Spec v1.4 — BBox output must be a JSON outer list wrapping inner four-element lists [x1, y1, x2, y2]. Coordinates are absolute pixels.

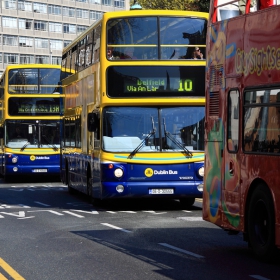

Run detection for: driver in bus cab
[[12, 126, 24, 138]]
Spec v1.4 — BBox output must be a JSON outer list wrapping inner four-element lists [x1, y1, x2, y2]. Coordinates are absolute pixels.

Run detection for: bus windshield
[[107, 16, 207, 60], [102, 106, 205, 153], [5, 120, 60, 149], [8, 68, 62, 94]]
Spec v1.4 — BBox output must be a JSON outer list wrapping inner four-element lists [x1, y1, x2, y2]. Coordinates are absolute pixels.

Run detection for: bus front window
[[102, 106, 205, 153]]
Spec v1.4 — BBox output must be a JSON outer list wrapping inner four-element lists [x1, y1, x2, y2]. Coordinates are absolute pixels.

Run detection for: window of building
[[102, 0, 112, 5], [49, 22, 62, 33], [35, 38, 49, 49], [4, 0, 17, 9], [35, 55, 49, 64], [34, 20, 47, 31], [19, 18, 32, 29], [89, 0, 101, 3], [19, 36, 33, 47], [77, 25, 87, 34], [77, 0, 88, 2], [89, 11, 102, 21], [33, 2, 47, 13], [3, 35, 17, 46], [20, 54, 35, 64], [17, 0, 32, 11], [48, 5, 62, 15], [0, 54, 2, 63], [76, 9, 89, 19], [114, 0, 124, 8], [4, 53, 19, 64], [50, 40, 63, 51], [64, 40, 71, 47], [63, 24, 76, 34], [51, 57, 61, 65], [63, 7, 75, 17], [2, 17, 17, 28]]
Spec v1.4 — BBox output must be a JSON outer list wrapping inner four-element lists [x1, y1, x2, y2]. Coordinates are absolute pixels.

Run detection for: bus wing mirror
[[0, 127, 3, 138], [88, 112, 98, 132]]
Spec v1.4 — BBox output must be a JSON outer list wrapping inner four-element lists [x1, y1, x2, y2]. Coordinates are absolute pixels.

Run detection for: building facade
[[0, 0, 129, 75]]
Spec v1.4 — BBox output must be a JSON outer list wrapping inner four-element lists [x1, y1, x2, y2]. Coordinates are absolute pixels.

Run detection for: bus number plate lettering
[[149, 189, 174, 194], [32, 169, 48, 173]]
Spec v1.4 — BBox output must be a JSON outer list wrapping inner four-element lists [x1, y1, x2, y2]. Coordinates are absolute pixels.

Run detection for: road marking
[[28, 210, 64, 216], [142, 211, 167, 215], [0, 211, 26, 218], [119, 211, 137, 214], [63, 211, 84, 218], [250, 275, 271, 280], [182, 210, 192, 213], [71, 209, 99, 215], [0, 258, 25, 279], [0, 215, 4, 219], [159, 243, 204, 259], [34, 201, 50, 207], [0, 204, 30, 209], [101, 223, 132, 233], [177, 217, 203, 221], [106, 211, 117, 214]]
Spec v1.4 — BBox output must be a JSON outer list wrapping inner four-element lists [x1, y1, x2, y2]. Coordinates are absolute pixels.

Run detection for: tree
[[131, 0, 209, 12]]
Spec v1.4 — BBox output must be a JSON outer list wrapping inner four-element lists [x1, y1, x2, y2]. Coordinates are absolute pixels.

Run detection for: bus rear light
[[116, 185, 124, 193], [108, 163, 114, 169], [114, 168, 123, 178]]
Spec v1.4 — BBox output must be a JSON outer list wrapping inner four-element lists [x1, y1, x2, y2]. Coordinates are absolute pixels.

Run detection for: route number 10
[[178, 79, 193, 91]]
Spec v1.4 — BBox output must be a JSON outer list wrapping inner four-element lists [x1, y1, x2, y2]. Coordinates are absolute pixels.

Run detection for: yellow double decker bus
[[0, 64, 71, 181], [61, 10, 207, 207]]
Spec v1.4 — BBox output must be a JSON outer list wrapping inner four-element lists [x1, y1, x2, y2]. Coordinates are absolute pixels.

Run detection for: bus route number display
[[18, 104, 59, 114], [125, 78, 193, 92]]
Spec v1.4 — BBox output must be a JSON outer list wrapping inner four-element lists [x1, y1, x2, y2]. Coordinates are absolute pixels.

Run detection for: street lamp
[[130, 0, 142, 10]]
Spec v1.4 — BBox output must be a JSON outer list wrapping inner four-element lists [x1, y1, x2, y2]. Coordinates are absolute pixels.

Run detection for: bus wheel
[[180, 197, 195, 209], [247, 184, 276, 262]]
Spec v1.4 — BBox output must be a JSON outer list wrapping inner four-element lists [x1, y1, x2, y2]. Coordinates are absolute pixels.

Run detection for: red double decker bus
[[203, 0, 280, 261]]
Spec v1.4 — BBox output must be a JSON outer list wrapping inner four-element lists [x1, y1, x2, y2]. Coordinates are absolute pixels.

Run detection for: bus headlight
[[198, 166, 204, 177], [116, 185, 124, 193], [114, 168, 123, 178], [12, 157, 18, 163]]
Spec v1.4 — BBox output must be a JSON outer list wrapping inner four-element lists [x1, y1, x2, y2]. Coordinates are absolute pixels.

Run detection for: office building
[[0, 0, 130, 75]]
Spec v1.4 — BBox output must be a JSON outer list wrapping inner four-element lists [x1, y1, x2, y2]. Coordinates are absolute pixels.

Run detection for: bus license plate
[[32, 169, 48, 173], [149, 189, 174, 194]]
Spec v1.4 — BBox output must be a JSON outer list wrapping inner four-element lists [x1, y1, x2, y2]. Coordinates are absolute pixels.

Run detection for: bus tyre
[[247, 184, 276, 262], [180, 197, 195, 209]]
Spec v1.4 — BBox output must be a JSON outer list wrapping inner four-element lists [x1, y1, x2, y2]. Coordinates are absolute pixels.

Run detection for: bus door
[[222, 88, 241, 229]]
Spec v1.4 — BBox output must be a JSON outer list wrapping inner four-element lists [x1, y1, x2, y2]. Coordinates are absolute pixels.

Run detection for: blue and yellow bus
[[0, 64, 70, 181], [60, 10, 207, 207]]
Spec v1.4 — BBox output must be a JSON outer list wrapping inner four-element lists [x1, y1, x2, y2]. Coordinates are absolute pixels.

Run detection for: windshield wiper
[[42, 135, 58, 151], [20, 141, 30, 151], [128, 116, 156, 159], [163, 118, 192, 158]]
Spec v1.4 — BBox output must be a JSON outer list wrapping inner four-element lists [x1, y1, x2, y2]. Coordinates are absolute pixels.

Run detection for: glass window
[[243, 89, 280, 153], [90, 11, 102, 21], [102, 106, 204, 153], [107, 16, 207, 60], [76, 9, 89, 19], [228, 90, 239, 152], [4, 53, 19, 64], [35, 38, 48, 49], [19, 18, 32, 29], [77, 25, 87, 34], [102, 0, 112, 5], [19, 36, 33, 47], [48, 5, 61, 15], [49, 22, 62, 33], [63, 7, 75, 17], [34, 20, 47, 31], [35, 56, 49, 64], [20, 55, 35, 64], [5, 120, 61, 148], [17, 0, 32, 11], [50, 40, 63, 51], [89, 0, 101, 3], [33, 2, 47, 13], [3, 35, 17, 46], [2, 17, 17, 28], [63, 24, 76, 34], [114, 0, 124, 8], [4, 0, 16, 9]]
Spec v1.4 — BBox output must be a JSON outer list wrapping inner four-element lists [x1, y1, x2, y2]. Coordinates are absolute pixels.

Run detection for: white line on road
[[106, 211, 117, 214], [63, 211, 84, 218], [72, 209, 99, 214], [159, 243, 204, 259], [119, 211, 137, 213], [101, 223, 132, 233], [250, 275, 271, 280], [28, 210, 64, 216], [142, 211, 167, 214], [34, 201, 50, 207]]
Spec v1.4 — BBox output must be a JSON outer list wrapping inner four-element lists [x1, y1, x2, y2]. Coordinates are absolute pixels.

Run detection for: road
[[0, 179, 279, 280]]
